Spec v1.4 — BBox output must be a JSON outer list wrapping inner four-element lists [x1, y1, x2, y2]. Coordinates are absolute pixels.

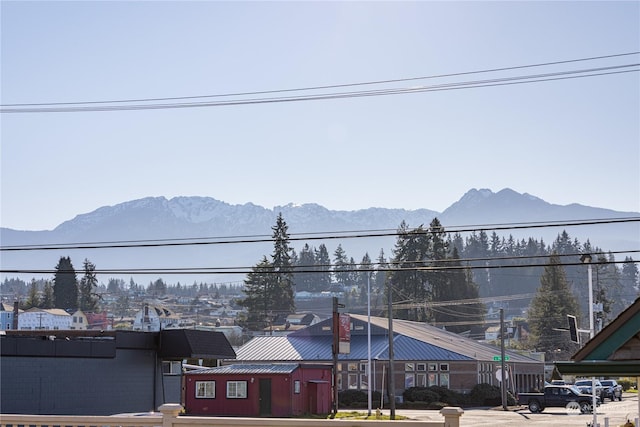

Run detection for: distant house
[[70, 310, 88, 329], [184, 363, 331, 417], [266, 313, 322, 334], [18, 308, 71, 330], [70, 310, 110, 330], [0, 302, 17, 331], [133, 303, 180, 331]]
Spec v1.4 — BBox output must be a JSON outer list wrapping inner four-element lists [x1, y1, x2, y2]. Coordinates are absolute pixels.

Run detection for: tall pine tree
[[78, 258, 99, 312], [527, 252, 580, 359], [238, 213, 295, 330], [53, 256, 78, 310]]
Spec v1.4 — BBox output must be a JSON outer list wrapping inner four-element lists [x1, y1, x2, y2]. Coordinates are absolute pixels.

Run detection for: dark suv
[[600, 380, 623, 401]]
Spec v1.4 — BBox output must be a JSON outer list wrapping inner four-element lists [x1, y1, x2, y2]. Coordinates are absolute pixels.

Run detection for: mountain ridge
[[2, 188, 638, 284]]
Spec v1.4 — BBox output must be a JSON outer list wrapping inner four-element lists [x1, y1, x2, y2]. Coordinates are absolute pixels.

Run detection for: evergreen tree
[[24, 279, 41, 309], [333, 245, 351, 287], [373, 249, 388, 312], [107, 278, 125, 294], [78, 258, 99, 312], [53, 256, 78, 310], [41, 281, 54, 309], [238, 213, 295, 330], [527, 253, 580, 359], [294, 243, 317, 292], [621, 257, 639, 297], [239, 256, 277, 330], [314, 244, 332, 290], [270, 213, 295, 315], [388, 221, 430, 321]]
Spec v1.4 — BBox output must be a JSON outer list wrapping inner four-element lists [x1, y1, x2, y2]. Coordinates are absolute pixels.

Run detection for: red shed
[[184, 363, 332, 417]]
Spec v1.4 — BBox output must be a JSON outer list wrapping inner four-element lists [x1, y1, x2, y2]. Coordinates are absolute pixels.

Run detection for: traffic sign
[[493, 355, 510, 361]]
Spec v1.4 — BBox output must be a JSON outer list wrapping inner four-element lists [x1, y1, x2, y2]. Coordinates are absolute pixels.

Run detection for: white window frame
[[195, 381, 215, 398], [226, 380, 247, 398]]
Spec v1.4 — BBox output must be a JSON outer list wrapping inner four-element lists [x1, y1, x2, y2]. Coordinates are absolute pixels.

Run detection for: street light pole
[[581, 253, 597, 427], [367, 273, 372, 416]]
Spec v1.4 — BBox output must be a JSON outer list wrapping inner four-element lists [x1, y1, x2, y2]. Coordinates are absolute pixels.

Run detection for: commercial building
[[233, 314, 545, 399]]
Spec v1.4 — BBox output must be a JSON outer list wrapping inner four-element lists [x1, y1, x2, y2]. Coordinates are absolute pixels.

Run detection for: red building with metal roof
[[184, 363, 332, 417]]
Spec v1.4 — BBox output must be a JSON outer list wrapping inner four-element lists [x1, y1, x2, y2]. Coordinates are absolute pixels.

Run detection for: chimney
[[12, 301, 19, 330]]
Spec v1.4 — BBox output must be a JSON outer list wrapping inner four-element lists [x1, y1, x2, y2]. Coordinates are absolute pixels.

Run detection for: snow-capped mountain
[[1, 188, 637, 284]]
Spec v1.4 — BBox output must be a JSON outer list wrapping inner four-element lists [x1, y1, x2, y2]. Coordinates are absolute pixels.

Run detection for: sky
[[1, 1, 639, 231]]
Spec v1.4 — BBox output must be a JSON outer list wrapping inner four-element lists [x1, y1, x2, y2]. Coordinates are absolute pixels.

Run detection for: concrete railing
[[1, 404, 464, 427]]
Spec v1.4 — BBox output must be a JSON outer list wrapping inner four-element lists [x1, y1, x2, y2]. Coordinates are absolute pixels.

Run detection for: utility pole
[[500, 308, 507, 410], [330, 297, 344, 419], [387, 284, 396, 419]]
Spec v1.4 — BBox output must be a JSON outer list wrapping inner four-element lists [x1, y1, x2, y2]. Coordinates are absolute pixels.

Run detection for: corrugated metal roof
[[234, 315, 540, 364], [189, 363, 300, 375]]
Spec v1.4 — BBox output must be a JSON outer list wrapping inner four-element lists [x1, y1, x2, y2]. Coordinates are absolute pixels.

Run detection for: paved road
[[393, 393, 639, 426]]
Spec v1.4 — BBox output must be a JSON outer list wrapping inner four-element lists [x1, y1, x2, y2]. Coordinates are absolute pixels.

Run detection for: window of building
[[405, 363, 414, 371], [163, 361, 182, 375], [416, 373, 427, 387], [348, 374, 358, 389], [405, 373, 415, 388], [226, 381, 247, 398], [440, 373, 450, 388], [360, 374, 368, 389], [195, 381, 215, 398], [428, 373, 438, 386], [294, 380, 301, 394], [440, 363, 449, 371], [348, 363, 358, 371], [416, 363, 426, 371], [428, 363, 437, 371]]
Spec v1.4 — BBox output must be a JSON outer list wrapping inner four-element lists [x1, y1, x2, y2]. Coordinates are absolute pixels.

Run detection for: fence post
[[440, 406, 464, 427], [159, 403, 183, 427]]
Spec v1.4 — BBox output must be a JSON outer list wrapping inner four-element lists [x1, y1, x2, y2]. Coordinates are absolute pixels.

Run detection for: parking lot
[[394, 393, 638, 426]]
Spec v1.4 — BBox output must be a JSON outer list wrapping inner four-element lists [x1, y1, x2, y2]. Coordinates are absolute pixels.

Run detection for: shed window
[[227, 381, 247, 398], [294, 380, 301, 394], [195, 381, 215, 398]]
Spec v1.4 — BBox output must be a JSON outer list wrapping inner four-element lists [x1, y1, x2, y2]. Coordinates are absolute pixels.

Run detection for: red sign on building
[[338, 313, 350, 354]]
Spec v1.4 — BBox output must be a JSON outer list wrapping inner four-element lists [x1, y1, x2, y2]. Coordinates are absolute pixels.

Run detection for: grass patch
[[329, 410, 408, 420]]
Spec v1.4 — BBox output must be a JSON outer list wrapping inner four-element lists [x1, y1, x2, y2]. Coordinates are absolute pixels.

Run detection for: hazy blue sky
[[2, 1, 639, 231]]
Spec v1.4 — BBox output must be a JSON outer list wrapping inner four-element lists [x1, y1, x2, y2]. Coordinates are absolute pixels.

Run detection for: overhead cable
[[2, 63, 638, 113], [2, 217, 638, 251]]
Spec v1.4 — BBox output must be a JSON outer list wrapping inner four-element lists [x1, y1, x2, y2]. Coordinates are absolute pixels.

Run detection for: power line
[[2, 64, 638, 113], [2, 217, 638, 251], [3, 51, 638, 108], [1, 256, 635, 276]]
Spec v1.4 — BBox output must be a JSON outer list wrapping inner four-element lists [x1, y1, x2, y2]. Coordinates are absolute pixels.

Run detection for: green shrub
[[618, 379, 637, 391], [338, 390, 382, 408], [468, 383, 516, 406]]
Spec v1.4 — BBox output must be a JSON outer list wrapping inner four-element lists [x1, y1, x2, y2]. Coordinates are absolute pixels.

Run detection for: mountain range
[[1, 188, 638, 286]]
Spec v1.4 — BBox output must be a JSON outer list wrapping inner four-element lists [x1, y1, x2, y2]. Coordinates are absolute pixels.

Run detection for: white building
[[18, 308, 71, 330], [132, 304, 180, 331]]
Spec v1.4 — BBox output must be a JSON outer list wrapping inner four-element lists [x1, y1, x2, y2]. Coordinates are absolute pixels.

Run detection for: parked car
[[518, 385, 600, 414], [600, 379, 623, 401], [574, 379, 604, 400]]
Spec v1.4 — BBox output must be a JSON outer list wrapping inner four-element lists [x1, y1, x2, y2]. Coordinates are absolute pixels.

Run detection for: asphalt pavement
[[389, 393, 639, 426]]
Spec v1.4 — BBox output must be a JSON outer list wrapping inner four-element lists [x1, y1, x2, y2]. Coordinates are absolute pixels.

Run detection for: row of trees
[[237, 214, 639, 335], [17, 256, 99, 312]]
